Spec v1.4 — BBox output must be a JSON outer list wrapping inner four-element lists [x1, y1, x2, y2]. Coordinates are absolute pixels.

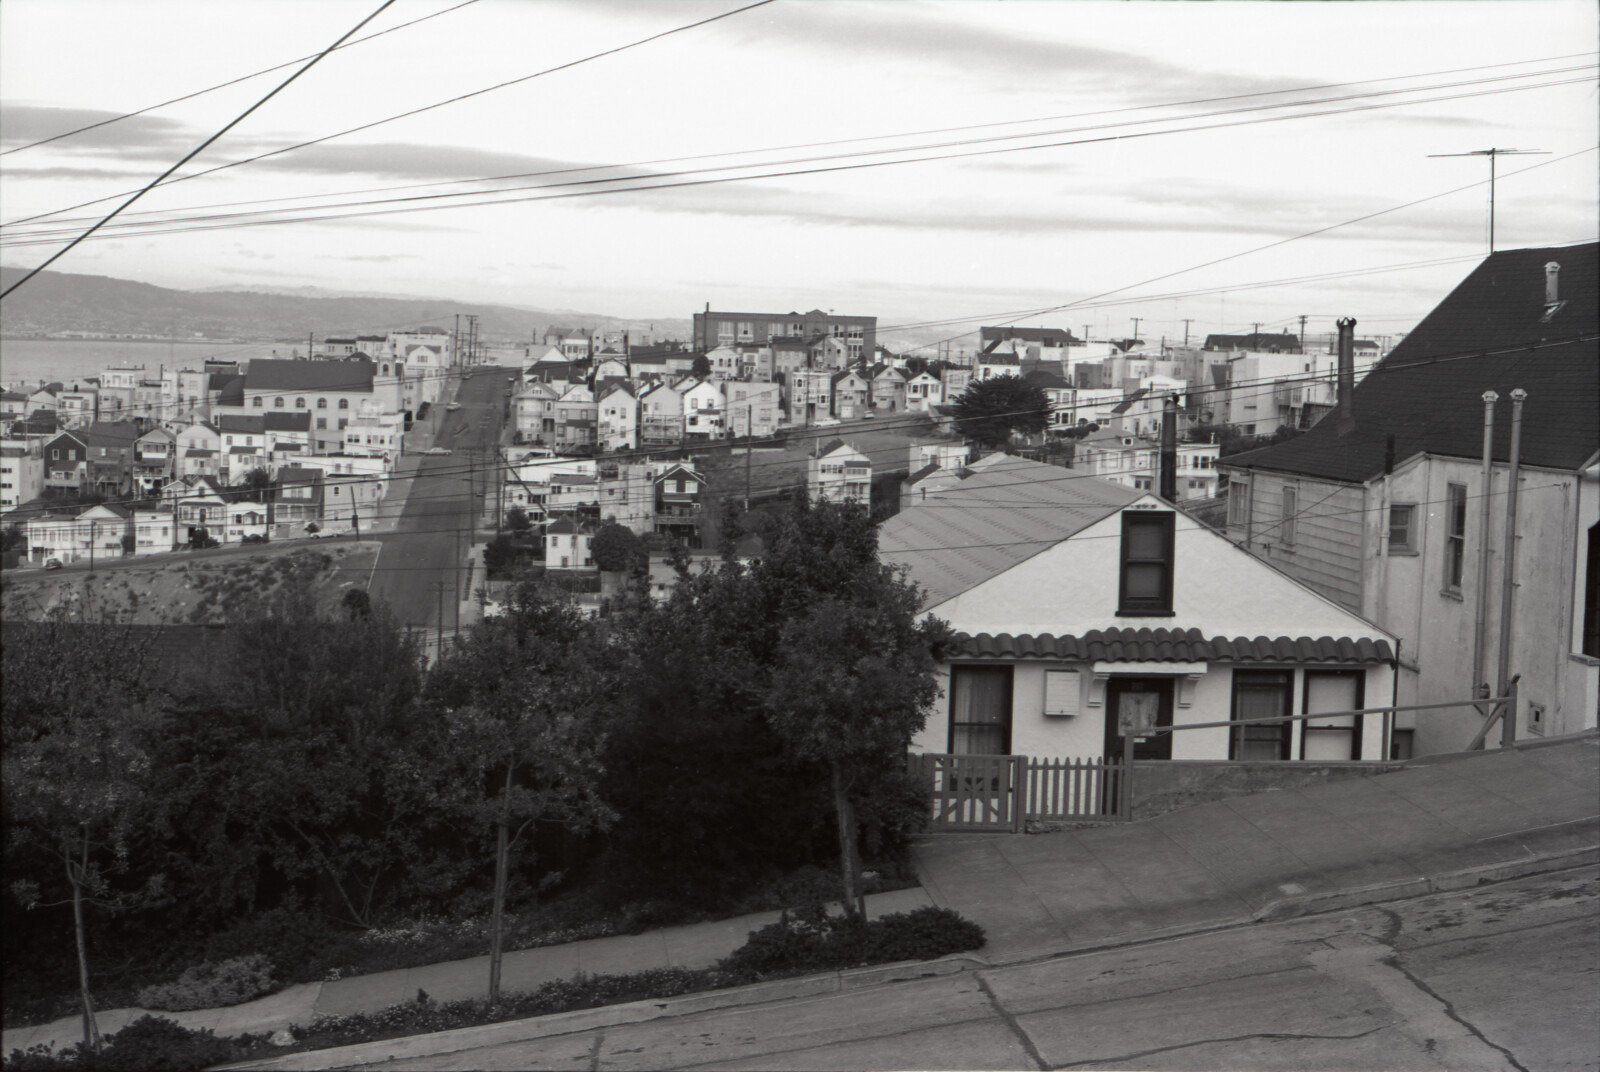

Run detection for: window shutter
[[1044, 670, 1080, 717]]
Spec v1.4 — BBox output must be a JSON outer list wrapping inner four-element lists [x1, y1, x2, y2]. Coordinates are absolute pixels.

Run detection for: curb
[[1253, 844, 1600, 922], [217, 955, 980, 1071], [211, 845, 1597, 1070]]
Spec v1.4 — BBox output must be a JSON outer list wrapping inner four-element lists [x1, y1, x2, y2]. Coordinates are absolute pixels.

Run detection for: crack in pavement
[[974, 971, 1048, 1071], [1048, 1025, 1387, 1068], [1384, 955, 1531, 1072]]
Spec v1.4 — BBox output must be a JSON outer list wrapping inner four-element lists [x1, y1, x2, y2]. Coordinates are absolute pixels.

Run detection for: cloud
[[0, 165, 155, 180], [722, 3, 1292, 100], [314, 253, 419, 263], [245, 141, 614, 184], [0, 103, 196, 157]]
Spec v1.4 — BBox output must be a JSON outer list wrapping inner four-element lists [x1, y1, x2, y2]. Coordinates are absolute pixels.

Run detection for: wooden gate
[[911, 753, 1129, 831], [909, 753, 1022, 832]]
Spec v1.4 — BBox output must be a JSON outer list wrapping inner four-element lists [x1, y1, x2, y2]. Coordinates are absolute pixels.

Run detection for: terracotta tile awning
[[954, 627, 1393, 664]]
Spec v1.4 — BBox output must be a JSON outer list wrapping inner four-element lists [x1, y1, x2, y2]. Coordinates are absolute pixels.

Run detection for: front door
[[1104, 677, 1174, 761]]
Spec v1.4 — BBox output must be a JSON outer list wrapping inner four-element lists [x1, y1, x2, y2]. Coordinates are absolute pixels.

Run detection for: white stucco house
[[879, 455, 1398, 764]]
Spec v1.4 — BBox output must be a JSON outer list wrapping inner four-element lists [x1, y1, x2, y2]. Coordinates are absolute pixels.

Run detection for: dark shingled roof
[[955, 628, 1393, 664], [980, 326, 1076, 346], [1227, 242, 1599, 482], [264, 412, 312, 432], [246, 359, 374, 393], [1203, 332, 1302, 353]]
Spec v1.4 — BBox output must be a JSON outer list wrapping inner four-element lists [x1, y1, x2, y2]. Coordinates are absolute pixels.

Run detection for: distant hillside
[[0, 267, 688, 344]]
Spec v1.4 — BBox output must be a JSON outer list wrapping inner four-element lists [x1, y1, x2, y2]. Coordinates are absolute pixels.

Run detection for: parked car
[[44, 557, 63, 570], [425, 447, 453, 455], [447, 402, 461, 412]]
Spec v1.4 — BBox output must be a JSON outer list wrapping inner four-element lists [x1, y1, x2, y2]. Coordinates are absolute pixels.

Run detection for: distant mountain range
[[0, 267, 688, 344]]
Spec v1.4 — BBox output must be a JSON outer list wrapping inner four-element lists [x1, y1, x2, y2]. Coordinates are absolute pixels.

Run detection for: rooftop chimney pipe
[[1544, 261, 1560, 305], [1159, 395, 1178, 501], [1335, 317, 1357, 435]]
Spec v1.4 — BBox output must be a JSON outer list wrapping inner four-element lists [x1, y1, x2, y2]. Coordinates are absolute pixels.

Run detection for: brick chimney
[[1545, 261, 1561, 305]]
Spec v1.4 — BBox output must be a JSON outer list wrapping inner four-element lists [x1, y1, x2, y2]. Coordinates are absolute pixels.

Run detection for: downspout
[[1471, 391, 1499, 702], [1494, 388, 1527, 746]]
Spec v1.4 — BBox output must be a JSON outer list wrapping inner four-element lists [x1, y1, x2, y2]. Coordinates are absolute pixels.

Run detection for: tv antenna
[[1428, 148, 1549, 252]]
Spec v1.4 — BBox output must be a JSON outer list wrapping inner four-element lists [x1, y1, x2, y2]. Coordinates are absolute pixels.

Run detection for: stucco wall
[[913, 652, 1395, 761], [1373, 456, 1589, 752]]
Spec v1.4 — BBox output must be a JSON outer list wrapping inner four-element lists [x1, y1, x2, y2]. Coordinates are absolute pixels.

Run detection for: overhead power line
[[0, 0, 778, 231], [0, 0, 485, 158], [8, 53, 1592, 231], [0, 0, 400, 302], [3, 64, 1590, 247]]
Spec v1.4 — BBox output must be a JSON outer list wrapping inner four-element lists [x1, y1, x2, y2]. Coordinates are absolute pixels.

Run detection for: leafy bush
[[718, 905, 983, 979], [3, 1016, 253, 1071], [134, 955, 276, 1012]]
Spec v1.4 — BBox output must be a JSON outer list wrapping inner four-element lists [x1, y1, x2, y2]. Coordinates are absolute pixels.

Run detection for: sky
[[0, 0, 1595, 350]]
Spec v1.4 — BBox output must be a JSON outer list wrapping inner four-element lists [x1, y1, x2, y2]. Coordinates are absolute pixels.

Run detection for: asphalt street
[[367, 368, 508, 627], [332, 866, 1599, 1071]]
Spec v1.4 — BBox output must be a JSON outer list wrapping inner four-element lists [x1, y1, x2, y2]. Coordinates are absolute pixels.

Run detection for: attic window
[[1118, 512, 1175, 617]]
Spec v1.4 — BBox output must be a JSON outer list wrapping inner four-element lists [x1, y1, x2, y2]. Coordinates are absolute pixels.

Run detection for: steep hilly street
[[367, 368, 509, 629]]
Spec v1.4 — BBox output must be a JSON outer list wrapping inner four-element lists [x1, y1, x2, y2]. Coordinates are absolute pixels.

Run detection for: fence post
[[1121, 733, 1135, 821], [1499, 676, 1519, 749], [1012, 756, 1027, 834]]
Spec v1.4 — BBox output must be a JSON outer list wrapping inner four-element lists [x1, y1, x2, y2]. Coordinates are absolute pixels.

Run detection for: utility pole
[[1181, 319, 1194, 346], [454, 525, 462, 641], [454, 314, 461, 369], [1130, 317, 1142, 342], [1297, 315, 1308, 346], [436, 581, 447, 663], [307, 332, 314, 360], [744, 403, 754, 510], [1428, 148, 1549, 252], [88, 520, 96, 575]]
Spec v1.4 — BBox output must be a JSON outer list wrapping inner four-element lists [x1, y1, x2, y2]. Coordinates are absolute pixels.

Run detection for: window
[[1281, 486, 1297, 546], [295, 397, 306, 409], [316, 418, 327, 430], [1230, 670, 1292, 760], [1444, 483, 1468, 590], [338, 399, 348, 410], [1302, 670, 1363, 760], [1585, 522, 1600, 658], [338, 419, 348, 430], [317, 398, 327, 409], [949, 666, 1012, 754], [253, 397, 263, 408], [1118, 511, 1175, 616], [1227, 480, 1249, 526], [273, 396, 284, 407], [1389, 504, 1417, 553]]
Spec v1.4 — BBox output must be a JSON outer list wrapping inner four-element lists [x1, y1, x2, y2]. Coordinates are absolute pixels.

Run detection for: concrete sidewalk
[[914, 733, 1599, 961], [5, 735, 1593, 1062], [0, 889, 933, 1058]]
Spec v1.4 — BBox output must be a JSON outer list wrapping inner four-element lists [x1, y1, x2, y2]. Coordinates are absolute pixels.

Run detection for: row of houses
[[893, 242, 1596, 770], [17, 464, 384, 565]]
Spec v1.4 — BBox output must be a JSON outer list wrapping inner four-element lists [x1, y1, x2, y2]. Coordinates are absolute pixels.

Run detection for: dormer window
[[1118, 511, 1175, 616]]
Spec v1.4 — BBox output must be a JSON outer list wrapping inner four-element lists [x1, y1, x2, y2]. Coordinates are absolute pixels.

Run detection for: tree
[[590, 521, 643, 573], [2, 522, 25, 553], [427, 583, 616, 1005], [902, 356, 929, 378], [342, 588, 372, 620], [748, 500, 950, 919], [690, 354, 711, 379], [2, 618, 166, 1052], [171, 582, 443, 931], [505, 506, 532, 536], [237, 467, 272, 500], [950, 375, 1050, 448]]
